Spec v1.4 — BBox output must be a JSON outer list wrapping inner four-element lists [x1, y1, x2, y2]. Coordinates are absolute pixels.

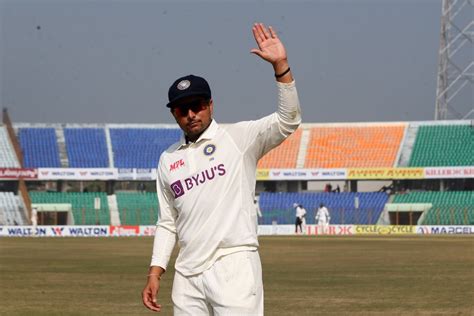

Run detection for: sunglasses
[[172, 99, 209, 117]]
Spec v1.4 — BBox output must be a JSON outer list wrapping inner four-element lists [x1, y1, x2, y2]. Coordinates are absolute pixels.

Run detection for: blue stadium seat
[[110, 128, 181, 168], [18, 128, 61, 167], [64, 128, 109, 167], [259, 192, 388, 225]]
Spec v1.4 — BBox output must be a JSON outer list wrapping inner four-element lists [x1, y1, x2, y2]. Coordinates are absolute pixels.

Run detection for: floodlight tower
[[434, 0, 474, 120]]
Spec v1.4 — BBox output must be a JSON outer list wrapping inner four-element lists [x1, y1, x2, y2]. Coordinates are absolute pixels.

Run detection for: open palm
[[251, 23, 287, 64]]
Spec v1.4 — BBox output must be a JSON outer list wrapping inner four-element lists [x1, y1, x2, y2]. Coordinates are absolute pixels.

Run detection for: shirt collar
[[177, 119, 219, 149]]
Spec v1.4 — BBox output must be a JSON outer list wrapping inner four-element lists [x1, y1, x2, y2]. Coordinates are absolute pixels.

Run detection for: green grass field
[[1, 236, 473, 315]]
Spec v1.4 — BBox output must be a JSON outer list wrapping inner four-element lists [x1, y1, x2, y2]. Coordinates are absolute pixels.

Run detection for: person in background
[[324, 183, 332, 192], [293, 203, 306, 234], [316, 203, 330, 234]]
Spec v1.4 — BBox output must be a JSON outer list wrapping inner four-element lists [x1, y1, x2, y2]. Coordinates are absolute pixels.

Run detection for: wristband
[[147, 274, 162, 280], [275, 67, 290, 78]]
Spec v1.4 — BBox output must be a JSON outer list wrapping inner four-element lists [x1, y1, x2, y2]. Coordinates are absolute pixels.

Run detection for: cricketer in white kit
[[316, 203, 331, 234], [142, 22, 301, 315]]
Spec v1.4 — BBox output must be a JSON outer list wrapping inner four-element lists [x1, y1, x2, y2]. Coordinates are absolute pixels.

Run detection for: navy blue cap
[[167, 74, 211, 108]]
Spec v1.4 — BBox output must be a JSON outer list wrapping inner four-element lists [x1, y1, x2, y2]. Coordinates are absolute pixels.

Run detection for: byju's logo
[[171, 180, 185, 198], [169, 164, 226, 199]]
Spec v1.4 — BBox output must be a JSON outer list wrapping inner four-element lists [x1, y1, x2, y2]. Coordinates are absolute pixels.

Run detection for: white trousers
[[172, 250, 264, 316]]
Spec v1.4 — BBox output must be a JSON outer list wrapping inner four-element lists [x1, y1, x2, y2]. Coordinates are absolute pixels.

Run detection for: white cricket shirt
[[295, 206, 306, 219], [151, 80, 301, 276], [316, 207, 330, 222]]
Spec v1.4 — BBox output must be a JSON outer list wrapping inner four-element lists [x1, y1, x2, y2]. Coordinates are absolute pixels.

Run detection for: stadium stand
[[393, 191, 474, 225], [408, 125, 473, 167], [18, 128, 61, 167], [0, 125, 20, 167], [0, 192, 27, 225], [110, 128, 181, 168], [116, 192, 158, 225], [259, 192, 388, 225], [64, 128, 109, 168], [2, 121, 470, 228], [304, 124, 406, 168], [257, 128, 303, 169], [30, 192, 110, 225]]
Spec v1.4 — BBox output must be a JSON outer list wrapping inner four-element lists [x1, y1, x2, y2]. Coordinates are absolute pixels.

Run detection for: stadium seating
[[409, 125, 473, 167], [18, 128, 61, 167], [115, 192, 158, 225], [304, 125, 405, 168], [258, 192, 388, 225], [0, 192, 27, 225], [258, 128, 302, 168], [393, 191, 474, 225], [110, 128, 181, 168], [0, 126, 20, 167], [64, 128, 109, 168], [4, 120, 471, 232], [29, 192, 110, 225]]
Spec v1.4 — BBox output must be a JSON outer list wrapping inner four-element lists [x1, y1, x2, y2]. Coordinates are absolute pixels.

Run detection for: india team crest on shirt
[[203, 144, 216, 156]]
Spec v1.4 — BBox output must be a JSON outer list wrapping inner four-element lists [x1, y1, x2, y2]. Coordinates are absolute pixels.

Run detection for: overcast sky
[[1, 0, 464, 125]]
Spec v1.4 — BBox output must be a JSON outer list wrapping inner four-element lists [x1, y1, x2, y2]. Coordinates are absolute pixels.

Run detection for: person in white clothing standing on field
[[142, 22, 301, 315], [316, 203, 331, 234], [293, 203, 306, 234]]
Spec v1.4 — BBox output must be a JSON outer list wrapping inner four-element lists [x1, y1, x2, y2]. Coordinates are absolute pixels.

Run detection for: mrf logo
[[170, 159, 185, 172], [170, 164, 226, 198]]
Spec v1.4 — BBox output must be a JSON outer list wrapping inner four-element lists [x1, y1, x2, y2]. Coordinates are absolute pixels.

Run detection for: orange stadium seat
[[304, 125, 405, 168], [257, 128, 302, 168]]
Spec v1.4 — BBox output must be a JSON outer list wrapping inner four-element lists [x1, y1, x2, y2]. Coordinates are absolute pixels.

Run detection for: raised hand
[[251, 22, 292, 82], [250, 23, 287, 66]]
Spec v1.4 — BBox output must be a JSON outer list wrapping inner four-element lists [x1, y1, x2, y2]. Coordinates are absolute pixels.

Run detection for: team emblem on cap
[[203, 144, 216, 156], [177, 80, 191, 90]]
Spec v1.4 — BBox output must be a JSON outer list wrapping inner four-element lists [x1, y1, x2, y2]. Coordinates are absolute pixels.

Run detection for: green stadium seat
[[409, 125, 473, 167], [116, 192, 158, 225], [393, 191, 474, 225], [30, 192, 110, 225]]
